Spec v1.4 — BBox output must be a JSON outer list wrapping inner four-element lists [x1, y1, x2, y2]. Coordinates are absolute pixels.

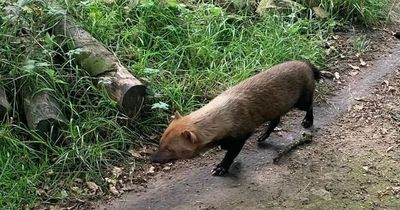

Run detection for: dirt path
[[100, 35, 400, 210]]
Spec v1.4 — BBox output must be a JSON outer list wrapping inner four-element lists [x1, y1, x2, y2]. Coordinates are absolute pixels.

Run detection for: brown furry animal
[[151, 61, 321, 176]]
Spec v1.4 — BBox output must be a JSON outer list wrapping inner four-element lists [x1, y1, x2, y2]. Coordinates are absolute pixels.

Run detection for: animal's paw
[[211, 164, 228, 176], [301, 119, 313, 128]]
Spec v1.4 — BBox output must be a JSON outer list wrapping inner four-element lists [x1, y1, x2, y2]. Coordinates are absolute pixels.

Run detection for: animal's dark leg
[[257, 117, 281, 142], [302, 106, 313, 128], [212, 138, 246, 176], [296, 91, 314, 129]]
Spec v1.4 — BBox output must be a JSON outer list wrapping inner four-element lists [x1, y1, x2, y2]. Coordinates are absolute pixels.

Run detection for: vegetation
[[0, 0, 392, 208], [318, 0, 391, 24]]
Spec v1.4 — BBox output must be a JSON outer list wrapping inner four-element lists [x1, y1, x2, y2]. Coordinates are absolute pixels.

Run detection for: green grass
[[300, 0, 392, 25], [0, 0, 392, 208], [67, 0, 334, 114], [351, 35, 371, 54]]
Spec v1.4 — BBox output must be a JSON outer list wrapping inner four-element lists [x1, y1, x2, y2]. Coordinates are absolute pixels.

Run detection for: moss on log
[[53, 17, 146, 117]]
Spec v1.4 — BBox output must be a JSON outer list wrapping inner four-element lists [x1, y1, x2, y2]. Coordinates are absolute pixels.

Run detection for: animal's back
[[190, 61, 316, 138]]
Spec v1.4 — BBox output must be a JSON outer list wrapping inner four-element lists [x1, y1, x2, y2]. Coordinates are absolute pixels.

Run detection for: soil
[[93, 26, 400, 210]]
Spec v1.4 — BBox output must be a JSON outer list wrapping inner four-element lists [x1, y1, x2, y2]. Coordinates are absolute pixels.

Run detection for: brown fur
[[151, 61, 319, 171]]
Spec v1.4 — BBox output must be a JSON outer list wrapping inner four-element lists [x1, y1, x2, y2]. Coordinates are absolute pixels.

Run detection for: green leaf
[[151, 102, 169, 110], [23, 60, 36, 72], [141, 0, 154, 8], [143, 68, 160, 74], [166, 0, 177, 8], [36, 62, 50, 67], [210, 7, 223, 16]]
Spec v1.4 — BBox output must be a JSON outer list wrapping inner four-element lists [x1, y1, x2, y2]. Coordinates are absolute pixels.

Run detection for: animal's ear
[[181, 130, 198, 144], [171, 111, 182, 120]]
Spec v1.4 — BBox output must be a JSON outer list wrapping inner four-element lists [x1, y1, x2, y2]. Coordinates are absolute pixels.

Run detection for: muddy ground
[[96, 26, 400, 210]]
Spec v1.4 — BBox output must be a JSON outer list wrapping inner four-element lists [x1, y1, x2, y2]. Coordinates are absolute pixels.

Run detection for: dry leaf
[[383, 80, 389, 86], [257, 0, 303, 15], [128, 149, 142, 159], [326, 40, 336, 48], [74, 178, 83, 183], [312, 6, 328, 18], [86, 181, 99, 192], [388, 86, 397, 92], [112, 166, 123, 178], [109, 185, 119, 196], [349, 71, 359, 76], [147, 166, 155, 175], [256, 0, 276, 15], [71, 186, 80, 192], [360, 58, 366, 66], [36, 188, 47, 196], [348, 64, 360, 70], [163, 166, 171, 171], [355, 53, 361, 57], [334, 72, 340, 80], [320, 70, 334, 79], [47, 169, 54, 175], [392, 186, 400, 194], [49, 205, 61, 210], [105, 177, 117, 185], [98, 0, 115, 5], [353, 104, 364, 110]]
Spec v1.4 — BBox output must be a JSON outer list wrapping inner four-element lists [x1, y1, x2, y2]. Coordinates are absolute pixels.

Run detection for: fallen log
[[0, 86, 11, 121], [53, 17, 146, 118], [23, 90, 65, 139]]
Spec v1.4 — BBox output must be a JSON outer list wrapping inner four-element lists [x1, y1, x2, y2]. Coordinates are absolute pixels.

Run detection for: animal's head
[[151, 111, 202, 163]]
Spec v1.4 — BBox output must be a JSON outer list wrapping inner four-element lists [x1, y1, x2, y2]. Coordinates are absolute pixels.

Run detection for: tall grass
[[67, 0, 334, 114], [301, 0, 391, 24]]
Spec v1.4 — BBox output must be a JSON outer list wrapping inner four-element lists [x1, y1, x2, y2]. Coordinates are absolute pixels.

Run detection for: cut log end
[[23, 92, 66, 140], [53, 17, 147, 117], [120, 85, 146, 118], [36, 118, 64, 140]]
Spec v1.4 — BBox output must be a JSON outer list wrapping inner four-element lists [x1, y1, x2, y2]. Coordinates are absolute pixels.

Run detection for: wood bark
[[23, 91, 65, 138], [0, 87, 10, 121], [53, 17, 146, 117]]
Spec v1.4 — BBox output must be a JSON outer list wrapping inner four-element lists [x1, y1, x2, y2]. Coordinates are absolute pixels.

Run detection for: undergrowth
[[0, 0, 392, 208], [318, 0, 392, 25]]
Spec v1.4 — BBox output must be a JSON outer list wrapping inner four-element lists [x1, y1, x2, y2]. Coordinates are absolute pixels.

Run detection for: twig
[[273, 132, 313, 163]]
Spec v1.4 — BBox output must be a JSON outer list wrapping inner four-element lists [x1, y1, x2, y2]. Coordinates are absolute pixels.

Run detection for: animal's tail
[[305, 61, 321, 82]]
